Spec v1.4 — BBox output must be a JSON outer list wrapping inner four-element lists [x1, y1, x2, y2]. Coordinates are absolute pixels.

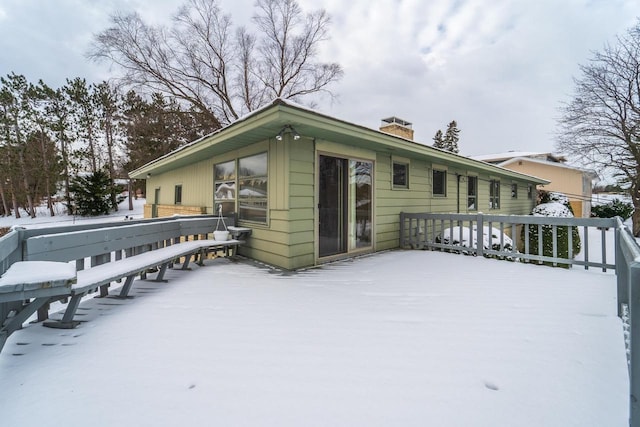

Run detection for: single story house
[[130, 99, 548, 270], [471, 152, 598, 218]]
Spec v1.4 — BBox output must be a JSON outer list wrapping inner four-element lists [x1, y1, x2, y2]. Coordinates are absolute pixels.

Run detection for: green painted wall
[[145, 134, 538, 270]]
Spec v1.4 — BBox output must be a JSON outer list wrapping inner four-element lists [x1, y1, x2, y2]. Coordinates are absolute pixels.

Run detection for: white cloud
[[1, 0, 639, 156]]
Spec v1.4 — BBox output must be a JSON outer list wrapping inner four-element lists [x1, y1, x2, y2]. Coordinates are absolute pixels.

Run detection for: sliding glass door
[[318, 155, 373, 258]]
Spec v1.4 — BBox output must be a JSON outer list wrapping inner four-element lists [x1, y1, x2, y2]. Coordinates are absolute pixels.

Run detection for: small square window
[[393, 162, 408, 188], [433, 169, 446, 196]]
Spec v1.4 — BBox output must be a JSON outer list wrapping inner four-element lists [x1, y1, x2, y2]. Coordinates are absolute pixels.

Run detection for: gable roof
[[129, 99, 549, 184], [470, 151, 550, 163]]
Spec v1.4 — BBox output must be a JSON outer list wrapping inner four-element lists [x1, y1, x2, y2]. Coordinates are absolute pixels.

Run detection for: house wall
[[144, 136, 538, 270], [374, 155, 537, 251], [501, 160, 590, 217]]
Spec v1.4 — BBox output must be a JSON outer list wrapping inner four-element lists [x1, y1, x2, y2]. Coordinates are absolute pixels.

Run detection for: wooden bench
[[0, 261, 76, 352], [22, 217, 244, 329], [43, 238, 240, 328]]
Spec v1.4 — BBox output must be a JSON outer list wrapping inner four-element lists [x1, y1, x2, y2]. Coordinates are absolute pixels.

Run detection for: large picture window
[[239, 152, 268, 223], [214, 160, 236, 216], [433, 169, 446, 196], [489, 180, 500, 209]]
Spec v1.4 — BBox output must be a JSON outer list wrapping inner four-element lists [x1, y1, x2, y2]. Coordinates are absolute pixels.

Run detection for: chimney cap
[[381, 116, 412, 128]]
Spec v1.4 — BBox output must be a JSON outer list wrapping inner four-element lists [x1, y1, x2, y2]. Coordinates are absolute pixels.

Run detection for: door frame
[[315, 150, 375, 264]]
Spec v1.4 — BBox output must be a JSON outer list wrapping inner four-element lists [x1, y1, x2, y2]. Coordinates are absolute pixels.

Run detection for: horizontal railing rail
[[0, 214, 236, 275]]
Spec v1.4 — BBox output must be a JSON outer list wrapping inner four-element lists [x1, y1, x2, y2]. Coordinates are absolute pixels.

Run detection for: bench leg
[[196, 248, 206, 266], [0, 331, 7, 355], [99, 284, 110, 297], [43, 294, 83, 329], [153, 263, 169, 282], [1, 297, 52, 340], [37, 302, 50, 322], [181, 254, 193, 270], [118, 275, 137, 298]]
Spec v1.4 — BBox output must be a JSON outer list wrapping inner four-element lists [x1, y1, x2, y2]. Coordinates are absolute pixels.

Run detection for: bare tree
[[89, 0, 342, 127], [556, 21, 640, 235]]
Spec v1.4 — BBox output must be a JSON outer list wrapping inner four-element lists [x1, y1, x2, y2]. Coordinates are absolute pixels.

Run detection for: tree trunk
[[0, 179, 9, 216], [16, 149, 35, 218], [105, 117, 118, 211], [128, 179, 134, 211], [39, 131, 55, 217], [9, 181, 19, 219]]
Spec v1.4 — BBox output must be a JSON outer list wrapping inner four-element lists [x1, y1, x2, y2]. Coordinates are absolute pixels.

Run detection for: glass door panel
[[319, 155, 348, 257], [350, 160, 372, 250]]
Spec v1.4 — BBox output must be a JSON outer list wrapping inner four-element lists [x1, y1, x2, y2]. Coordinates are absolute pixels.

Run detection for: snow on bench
[[0, 261, 76, 353], [43, 238, 242, 329]]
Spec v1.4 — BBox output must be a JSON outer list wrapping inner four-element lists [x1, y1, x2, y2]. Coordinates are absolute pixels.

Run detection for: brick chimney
[[380, 117, 414, 140]]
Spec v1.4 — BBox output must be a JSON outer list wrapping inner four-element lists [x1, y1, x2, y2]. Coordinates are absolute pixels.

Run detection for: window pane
[[393, 162, 408, 188], [215, 160, 236, 215], [174, 185, 182, 204], [215, 160, 235, 181], [350, 160, 372, 249], [467, 176, 477, 210], [239, 153, 268, 223], [433, 169, 446, 196], [489, 180, 500, 209]]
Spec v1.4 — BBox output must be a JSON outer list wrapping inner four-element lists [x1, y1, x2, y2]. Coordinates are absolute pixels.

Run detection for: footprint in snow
[[484, 381, 499, 391]]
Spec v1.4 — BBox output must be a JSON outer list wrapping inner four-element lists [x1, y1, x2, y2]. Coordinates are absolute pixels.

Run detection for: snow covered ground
[[0, 249, 628, 426], [0, 196, 146, 230]]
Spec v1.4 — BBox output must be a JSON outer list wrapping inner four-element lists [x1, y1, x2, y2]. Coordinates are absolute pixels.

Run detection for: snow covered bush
[[523, 192, 581, 268], [591, 199, 634, 220], [436, 225, 514, 259]]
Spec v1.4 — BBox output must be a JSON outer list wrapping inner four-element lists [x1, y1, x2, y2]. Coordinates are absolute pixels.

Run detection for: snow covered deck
[[0, 250, 628, 426]]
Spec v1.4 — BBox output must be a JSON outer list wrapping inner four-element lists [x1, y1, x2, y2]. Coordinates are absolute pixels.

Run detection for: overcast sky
[[0, 0, 638, 156]]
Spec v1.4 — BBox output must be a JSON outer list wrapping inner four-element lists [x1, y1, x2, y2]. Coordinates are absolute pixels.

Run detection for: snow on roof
[[470, 151, 550, 162]]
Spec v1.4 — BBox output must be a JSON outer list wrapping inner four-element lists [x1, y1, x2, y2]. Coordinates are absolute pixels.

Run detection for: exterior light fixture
[[276, 124, 301, 141]]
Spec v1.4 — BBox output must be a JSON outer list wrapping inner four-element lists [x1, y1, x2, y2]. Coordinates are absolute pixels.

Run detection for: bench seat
[[0, 261, 77, 352], [44, 239, 241, 329]]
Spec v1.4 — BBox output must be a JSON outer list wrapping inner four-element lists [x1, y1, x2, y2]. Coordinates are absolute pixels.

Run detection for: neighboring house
[[129, 99, 547, 270], [471, 152, 597, 218]]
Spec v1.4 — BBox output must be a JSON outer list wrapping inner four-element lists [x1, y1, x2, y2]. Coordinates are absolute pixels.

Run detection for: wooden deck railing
[[400, 212, 617, 270]]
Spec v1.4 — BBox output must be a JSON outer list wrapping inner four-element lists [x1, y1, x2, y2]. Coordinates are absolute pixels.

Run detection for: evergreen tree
[[443, 120, 460, 154], [68, 170, 117, 216], [433, 129, 445, 149]]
